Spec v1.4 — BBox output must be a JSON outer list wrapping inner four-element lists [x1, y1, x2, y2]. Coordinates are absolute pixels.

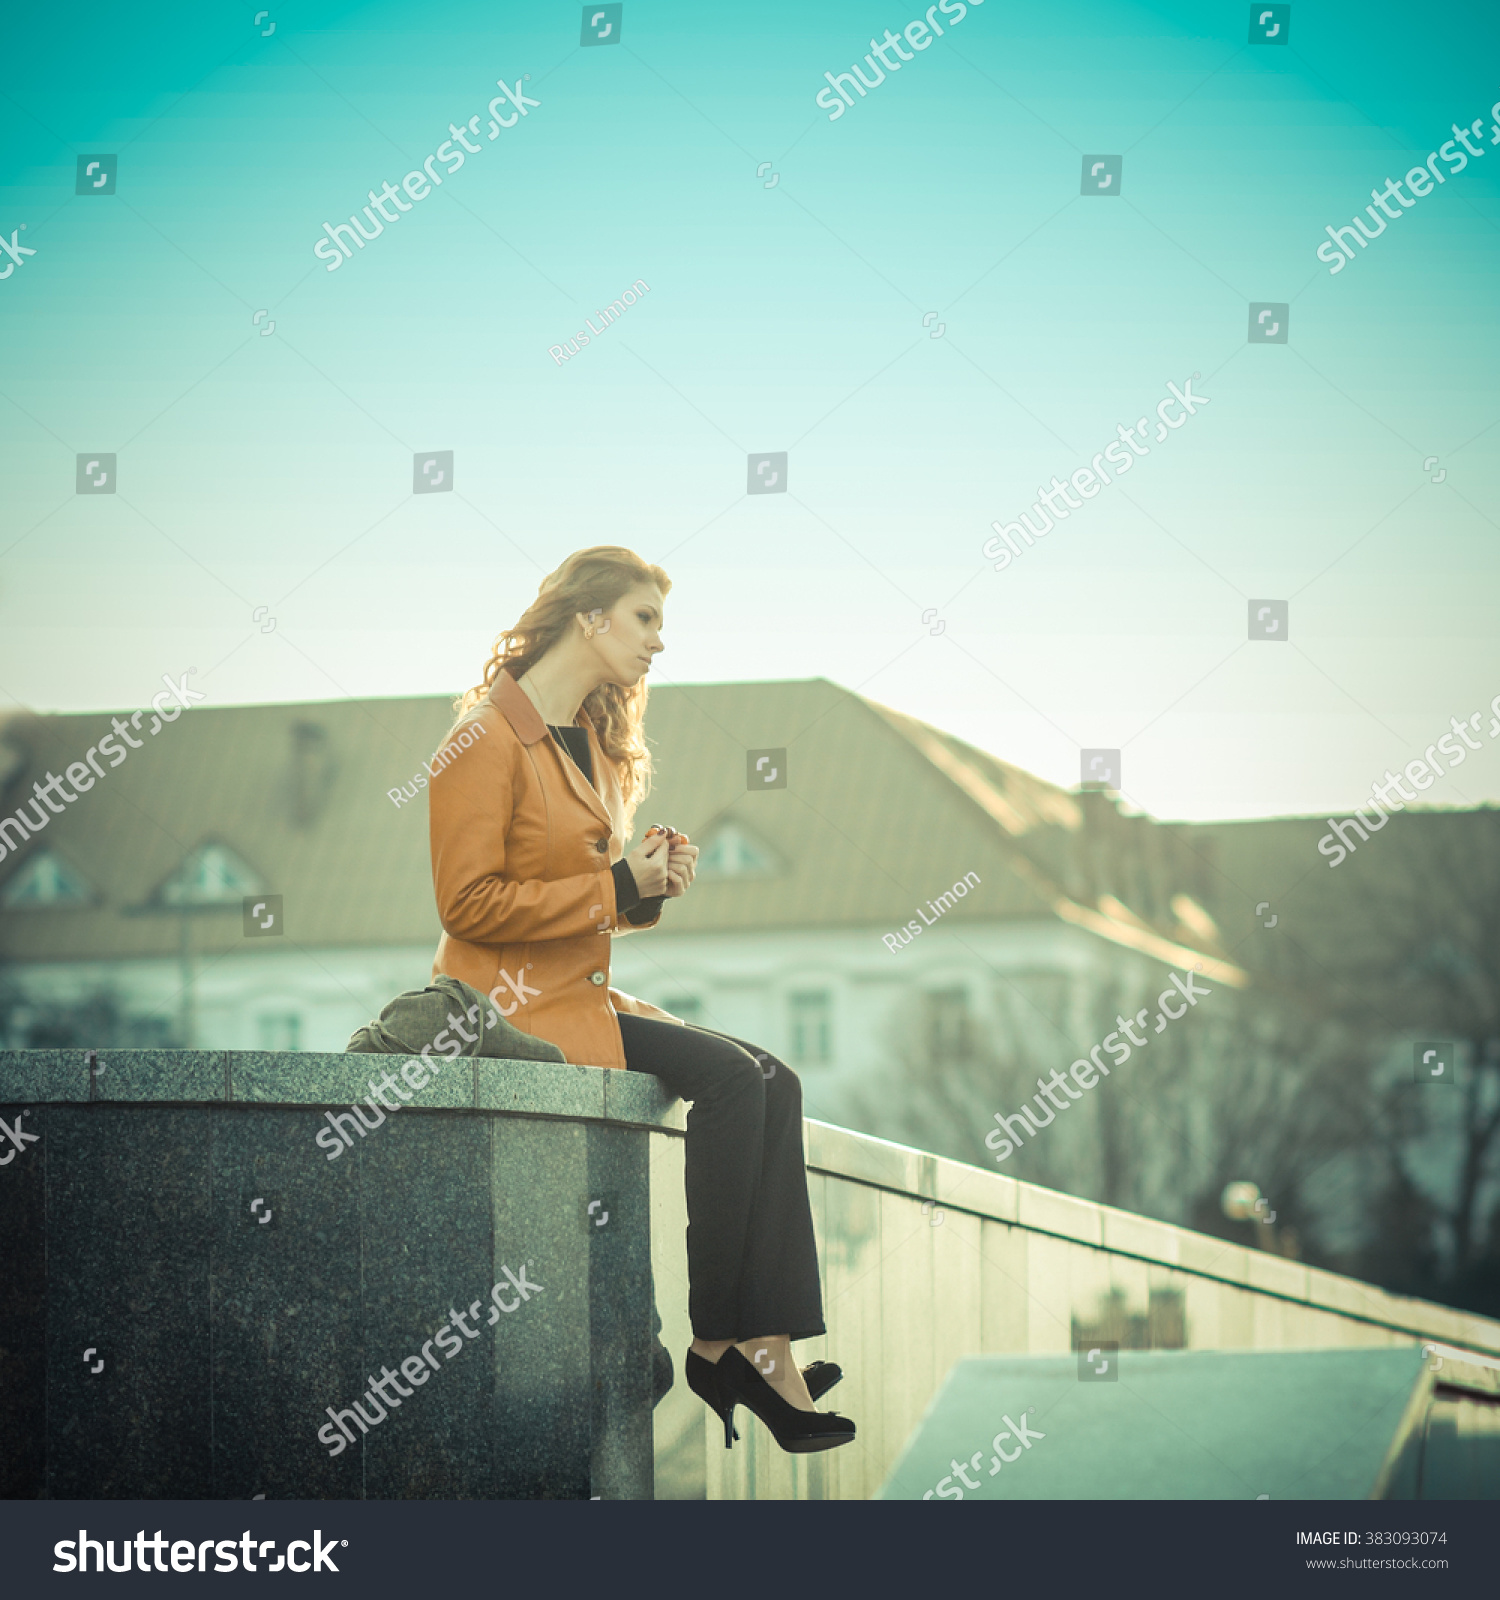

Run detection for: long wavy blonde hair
[[456, 546, 671, 821]]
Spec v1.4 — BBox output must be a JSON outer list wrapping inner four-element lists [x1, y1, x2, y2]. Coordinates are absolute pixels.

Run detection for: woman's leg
[[689, 1029, 826, 1411], [617, 1017, 826, 1360], [690, 1027, 824, 1344], [616, 1014, 769, 1341]]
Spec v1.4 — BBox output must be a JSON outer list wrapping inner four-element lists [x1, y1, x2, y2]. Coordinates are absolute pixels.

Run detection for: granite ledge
[[0, 1049, 685, 1132]]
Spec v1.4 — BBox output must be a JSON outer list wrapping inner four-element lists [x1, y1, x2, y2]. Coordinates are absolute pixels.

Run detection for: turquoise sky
[[2, 0, 1497, 821]]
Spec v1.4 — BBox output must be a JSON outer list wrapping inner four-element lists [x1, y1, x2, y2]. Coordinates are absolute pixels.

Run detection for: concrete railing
[[696, 1121, 1500, 1500], [4, 1049, 1497, 1501]]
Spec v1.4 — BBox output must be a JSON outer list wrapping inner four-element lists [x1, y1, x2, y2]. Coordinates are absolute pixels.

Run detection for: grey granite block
[[93, 1048, 227, 1102], [0, 1103, 46, 1495], [361, 1112, 496, 1499], [587, 1122, 654, 1500], [490, 1116, 593, 1498], [46, 1107, 213, 1498], [474, 1057, 606, 1121], [209, 1108, 365, 1500], [294, 1051, 473, 1114], [603, 1067, 685, 1132], [229, 1050, 395, 1106], [387, 1052, 475, 1111], [0, 1049, 92, 1103]]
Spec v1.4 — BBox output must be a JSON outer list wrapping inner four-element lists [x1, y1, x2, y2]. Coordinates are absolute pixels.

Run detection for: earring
[[585, 627, 595, 638]]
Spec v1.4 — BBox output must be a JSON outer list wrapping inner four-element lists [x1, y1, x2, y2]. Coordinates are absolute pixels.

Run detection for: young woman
[[427, 546, 855, 1455]]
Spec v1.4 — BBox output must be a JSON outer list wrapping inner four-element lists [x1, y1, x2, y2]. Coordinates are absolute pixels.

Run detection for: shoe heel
[[686, 1349, 740, 1453]]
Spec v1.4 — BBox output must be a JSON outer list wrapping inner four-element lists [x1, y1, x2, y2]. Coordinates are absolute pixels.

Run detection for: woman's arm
[[612, 834, 694, 933], [613, 858, 665, 930], [429, 715, 621, 944]]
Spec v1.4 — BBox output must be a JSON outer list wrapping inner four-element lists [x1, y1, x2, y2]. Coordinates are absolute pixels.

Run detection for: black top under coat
[[547, 724, 665, 927]]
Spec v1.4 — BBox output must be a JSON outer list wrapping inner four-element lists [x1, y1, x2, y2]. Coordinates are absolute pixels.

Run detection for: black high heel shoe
[[685, 1349, 741, 1449], [803, 1360, 843, 1402], [685, 1352, 846, 1450], [714, 1347, 856, 1454]]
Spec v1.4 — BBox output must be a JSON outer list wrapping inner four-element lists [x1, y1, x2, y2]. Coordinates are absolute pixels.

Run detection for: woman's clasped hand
[[624, 827, 698, 899]]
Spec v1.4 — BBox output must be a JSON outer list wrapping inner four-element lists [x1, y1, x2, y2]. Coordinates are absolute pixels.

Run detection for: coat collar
[[487, 668, 615, 834], [488, 666, 549, 745]]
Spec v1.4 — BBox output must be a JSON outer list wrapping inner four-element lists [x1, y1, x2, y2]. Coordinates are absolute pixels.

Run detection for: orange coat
[[428, 668, 679, 1070]]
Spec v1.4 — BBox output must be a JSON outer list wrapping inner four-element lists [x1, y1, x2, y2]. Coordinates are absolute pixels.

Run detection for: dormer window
[[0, 848, 94, 909], [153, 842, 262, 907], [696, 821, 779, 879]]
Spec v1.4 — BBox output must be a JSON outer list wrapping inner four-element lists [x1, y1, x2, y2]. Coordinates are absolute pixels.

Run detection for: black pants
[[618, 1015, 826, 1343]]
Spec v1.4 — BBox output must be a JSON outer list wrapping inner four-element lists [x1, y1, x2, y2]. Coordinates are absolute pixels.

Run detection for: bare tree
[[826, 967, 1381, 1270], [1331, 809, 1500, 1305], [0, 967, 177, 1051]]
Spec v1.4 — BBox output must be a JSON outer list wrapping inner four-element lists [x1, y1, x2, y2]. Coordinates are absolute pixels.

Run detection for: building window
[[696, 821, 778, 879], [789, 991, 832, 1065], [924, 988, 972, 1057], [1, 849, 94, 908], [154, 841, 261, 907], [660, 996, 703, 1025], [257, 1013, 301, 1052], [288, 721, 337, 828]]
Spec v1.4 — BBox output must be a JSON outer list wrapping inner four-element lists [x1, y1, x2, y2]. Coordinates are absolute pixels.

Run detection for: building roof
[[1183, 806, 1500, 995], [0, 678, 1246, 979]]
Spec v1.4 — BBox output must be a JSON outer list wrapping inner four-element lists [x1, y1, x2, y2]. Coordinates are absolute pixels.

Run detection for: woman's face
[[586, 582, 665, 686]]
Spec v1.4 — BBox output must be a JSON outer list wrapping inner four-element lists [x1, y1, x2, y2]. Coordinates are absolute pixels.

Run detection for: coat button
[[589, 971, 605, 985], [594, 838, 609, 853]]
